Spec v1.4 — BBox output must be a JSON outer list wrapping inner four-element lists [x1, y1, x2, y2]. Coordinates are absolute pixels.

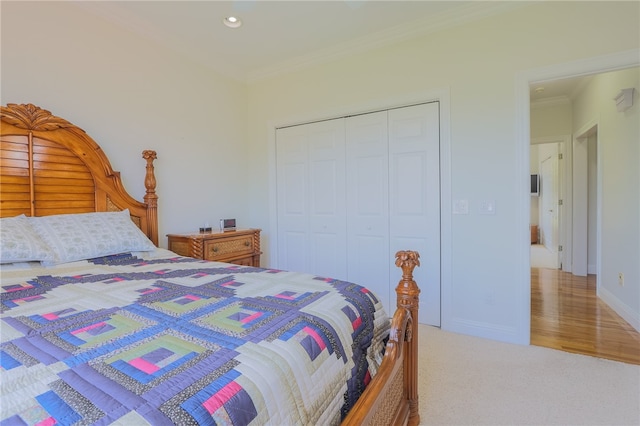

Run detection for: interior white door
[[346, 111, 391, 313], [540, 146, 559, 268], [388, 103, 440, 326]]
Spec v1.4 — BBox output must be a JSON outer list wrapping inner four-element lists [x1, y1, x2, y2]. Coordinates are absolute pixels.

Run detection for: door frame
[[515, 48, 639, 344], [573, 122, 600, 280]]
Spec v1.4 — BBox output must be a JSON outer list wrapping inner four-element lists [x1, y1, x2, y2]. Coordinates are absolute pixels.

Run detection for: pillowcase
[[0, 215, 56, 264], [29, 209, 156, 265]]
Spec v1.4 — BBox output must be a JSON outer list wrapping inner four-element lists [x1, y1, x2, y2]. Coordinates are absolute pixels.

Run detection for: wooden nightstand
[[167, 228, 261, 267]]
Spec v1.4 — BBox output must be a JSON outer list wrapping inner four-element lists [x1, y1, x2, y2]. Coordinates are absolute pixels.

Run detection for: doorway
[[528, 81, 601, 354], [516, 49, 639, 344], [530, 137, 567, 270]]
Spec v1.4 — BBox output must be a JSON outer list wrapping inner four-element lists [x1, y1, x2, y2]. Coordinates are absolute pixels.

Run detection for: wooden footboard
[[342, 250, 421, 426]]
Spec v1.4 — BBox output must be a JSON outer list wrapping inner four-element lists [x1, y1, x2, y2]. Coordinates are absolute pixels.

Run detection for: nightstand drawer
[[204, 235, 254, 260], [166, 229, 261, 267]]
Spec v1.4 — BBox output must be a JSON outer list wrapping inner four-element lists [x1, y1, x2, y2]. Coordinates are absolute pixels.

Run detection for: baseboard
[[598, 287, 640, 332], [444, 318, 526, 345], [588, 263, 597, 274]]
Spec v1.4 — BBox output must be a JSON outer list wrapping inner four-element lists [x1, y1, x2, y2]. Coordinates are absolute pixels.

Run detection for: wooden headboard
[[0, 103, 159, 245]]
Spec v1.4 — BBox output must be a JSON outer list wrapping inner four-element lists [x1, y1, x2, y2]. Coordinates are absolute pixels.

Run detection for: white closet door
[[346, 111, 391, 313], [276, 124, 310, 272], [276, 102, 441, 326], [276, 119, 347, 278], [389, 102, 440, 325], [308, 120, 347, 278]]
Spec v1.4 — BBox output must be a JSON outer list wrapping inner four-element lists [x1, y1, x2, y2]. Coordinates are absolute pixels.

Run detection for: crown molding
[[246, 1, 531, 83], [531, 96, 571, 109]]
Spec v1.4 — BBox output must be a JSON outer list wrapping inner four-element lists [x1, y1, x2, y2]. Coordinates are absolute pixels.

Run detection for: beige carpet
[[418, 325, 640, 425]]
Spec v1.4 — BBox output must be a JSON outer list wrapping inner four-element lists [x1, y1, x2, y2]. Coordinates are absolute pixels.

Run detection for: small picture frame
[[220, 218, 236, 231]]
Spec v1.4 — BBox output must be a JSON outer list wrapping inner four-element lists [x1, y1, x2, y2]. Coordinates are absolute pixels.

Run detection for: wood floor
[[531, 267, 640, 365]]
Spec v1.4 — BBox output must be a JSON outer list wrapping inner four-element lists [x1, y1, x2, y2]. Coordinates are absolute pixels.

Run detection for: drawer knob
[[212, 247, 219, 252], [244, 241, 250, 246]]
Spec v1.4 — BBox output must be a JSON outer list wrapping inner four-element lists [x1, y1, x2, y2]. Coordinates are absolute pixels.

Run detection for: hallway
[[531, 268, 640, 365]]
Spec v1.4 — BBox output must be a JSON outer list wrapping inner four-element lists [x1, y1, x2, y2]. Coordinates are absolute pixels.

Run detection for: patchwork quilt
[[0, 249, 390, 425]]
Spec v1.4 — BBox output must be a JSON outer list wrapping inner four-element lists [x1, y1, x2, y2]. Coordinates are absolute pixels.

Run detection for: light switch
[[453, 199, 469, 215], [479, 200, 496, 215]]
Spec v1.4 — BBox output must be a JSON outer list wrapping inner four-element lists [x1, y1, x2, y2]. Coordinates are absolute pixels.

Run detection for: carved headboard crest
[[0, 103, 76, 131]]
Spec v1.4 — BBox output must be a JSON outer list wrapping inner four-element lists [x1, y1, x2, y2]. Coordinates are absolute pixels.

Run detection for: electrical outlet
[[618, 272, 624, 286]]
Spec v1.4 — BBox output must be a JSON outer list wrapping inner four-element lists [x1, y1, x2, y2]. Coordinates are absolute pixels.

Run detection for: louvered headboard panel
[[0, 103, 159, 245], [1, 134, 96, 217]]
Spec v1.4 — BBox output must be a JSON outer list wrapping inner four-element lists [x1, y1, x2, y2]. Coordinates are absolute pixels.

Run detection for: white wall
[[245, 2, 639, 343], [1, 2, 249, 247], [572, 68, 640, 330], [531, 101, 572, 138], [2, 1, 638, 343]]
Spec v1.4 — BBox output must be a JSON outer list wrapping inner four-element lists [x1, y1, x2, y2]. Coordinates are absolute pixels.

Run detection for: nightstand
[[167, 228, 261, 267]]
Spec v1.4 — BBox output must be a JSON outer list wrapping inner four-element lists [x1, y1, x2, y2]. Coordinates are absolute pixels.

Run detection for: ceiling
[[529, 75, 592, 104], [76, 1, 527, 82], [74, 1, 587, 100]]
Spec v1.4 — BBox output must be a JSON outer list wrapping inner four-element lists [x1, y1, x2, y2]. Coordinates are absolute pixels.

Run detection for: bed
[[0, 103, 420, 425]]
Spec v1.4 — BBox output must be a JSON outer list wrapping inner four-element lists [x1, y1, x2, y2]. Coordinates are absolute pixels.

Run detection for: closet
[[275, 102, 440, 326]]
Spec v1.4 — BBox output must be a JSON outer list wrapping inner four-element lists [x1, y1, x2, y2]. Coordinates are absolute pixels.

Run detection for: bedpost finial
[[394, 250, 420, 322], [395, 250, 420, 279], [142, 150, 157, 196], [142, 150, 157, 161]]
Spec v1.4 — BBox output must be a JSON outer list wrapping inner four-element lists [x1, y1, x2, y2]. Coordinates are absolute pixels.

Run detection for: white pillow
[[0, 215, 56, 264], [29, 210, 156, 265]]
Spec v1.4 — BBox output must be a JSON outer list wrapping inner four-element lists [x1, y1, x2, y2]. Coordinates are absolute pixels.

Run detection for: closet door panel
[[389, 103, 440, 325], [346, 111, 391, 313], [276, 119, 347, 278], [276, 125, 310, 272], [308, 121, 346, 278], [280, 231, 308, 270], [389, 148, 430, 321]]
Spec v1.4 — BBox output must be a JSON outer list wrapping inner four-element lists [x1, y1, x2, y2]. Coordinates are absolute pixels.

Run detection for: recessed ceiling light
[[223, 16, 242, 28], [534, 87, 545, 93]]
